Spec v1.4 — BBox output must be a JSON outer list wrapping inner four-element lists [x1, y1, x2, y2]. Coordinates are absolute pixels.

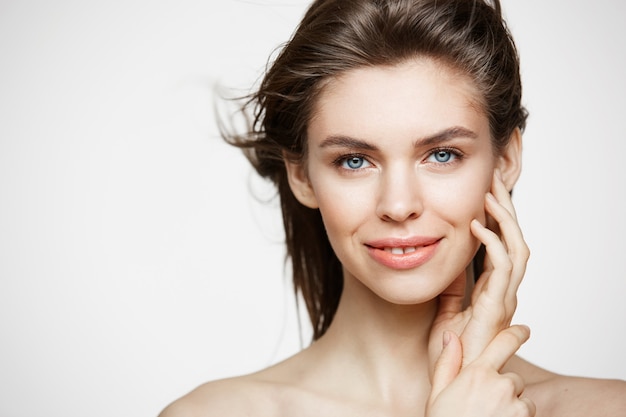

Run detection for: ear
[[284, 156, 319, 209], [496, 127, 523, 191]]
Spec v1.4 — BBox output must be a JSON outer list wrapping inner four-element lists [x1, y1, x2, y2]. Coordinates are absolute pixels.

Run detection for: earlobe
[[284, 157, 319, 209], [497, 128, 523, 191]]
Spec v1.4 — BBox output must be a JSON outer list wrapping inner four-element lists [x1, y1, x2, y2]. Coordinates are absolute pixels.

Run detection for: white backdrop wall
[[1, 1, 624, 416]]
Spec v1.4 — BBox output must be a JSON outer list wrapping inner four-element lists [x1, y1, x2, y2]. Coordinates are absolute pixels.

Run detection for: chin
[[368, 273, 455, 306]]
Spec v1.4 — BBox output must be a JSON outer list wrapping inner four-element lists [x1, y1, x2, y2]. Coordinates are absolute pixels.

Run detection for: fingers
[[462, 217, 514, 364], [470, 218, 511, 304], [428, 325, 536, 417], [484, 173, 530, 303], [492, 169, 518, 219], [470, 172, 530, 310], [474, 324, 530, 371], [430, 331, 462, 400]]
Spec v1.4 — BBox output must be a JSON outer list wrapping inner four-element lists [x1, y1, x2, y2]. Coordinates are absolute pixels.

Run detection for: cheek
[[428, 171, 491, 226], [311, 178, 372, 234]]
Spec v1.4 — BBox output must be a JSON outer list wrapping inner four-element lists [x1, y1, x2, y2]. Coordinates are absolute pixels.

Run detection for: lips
[[365, 237, 441, 270]]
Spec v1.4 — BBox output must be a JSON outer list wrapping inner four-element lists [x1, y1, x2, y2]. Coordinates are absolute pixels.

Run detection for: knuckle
[[504, 299, 518, 318], [514, 399, 535, 417], [495, 257, 513, 273], [494, 307, 508, 325], [500, 328, 524, 346], [481, 298, 507, 323], [516, 244, 530, 262], [499, 377, 517, 396], [525, 398, 537, 417]]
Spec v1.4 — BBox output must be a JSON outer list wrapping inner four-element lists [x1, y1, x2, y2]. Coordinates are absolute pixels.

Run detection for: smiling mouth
[[365, 238, 442, 269]]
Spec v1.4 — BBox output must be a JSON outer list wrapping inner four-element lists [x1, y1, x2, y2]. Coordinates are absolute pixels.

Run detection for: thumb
[[430, 331, 462, 400]]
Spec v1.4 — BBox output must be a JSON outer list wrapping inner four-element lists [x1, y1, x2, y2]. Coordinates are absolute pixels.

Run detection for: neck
[[308, 274, 438, 405], [331, 277, 437, 349]]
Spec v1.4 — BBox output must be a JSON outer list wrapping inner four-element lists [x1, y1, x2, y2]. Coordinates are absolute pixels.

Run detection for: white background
[[1, 1, 625, 416]]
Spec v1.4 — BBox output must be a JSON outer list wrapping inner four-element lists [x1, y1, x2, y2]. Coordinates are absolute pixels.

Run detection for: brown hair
[[223, 0, 527, 341]]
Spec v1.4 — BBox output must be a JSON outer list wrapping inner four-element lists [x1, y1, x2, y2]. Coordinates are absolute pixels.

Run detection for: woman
[[160, 0, 626, 415]]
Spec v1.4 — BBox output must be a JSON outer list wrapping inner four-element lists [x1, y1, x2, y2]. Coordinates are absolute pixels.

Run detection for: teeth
[[386, 247, 417, 254]]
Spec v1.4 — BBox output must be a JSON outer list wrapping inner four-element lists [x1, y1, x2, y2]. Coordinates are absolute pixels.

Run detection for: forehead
[[308, 58, 488, 142]]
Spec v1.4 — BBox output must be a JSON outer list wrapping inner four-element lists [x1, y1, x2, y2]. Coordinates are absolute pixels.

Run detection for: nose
[[375, 166, 423, 222]]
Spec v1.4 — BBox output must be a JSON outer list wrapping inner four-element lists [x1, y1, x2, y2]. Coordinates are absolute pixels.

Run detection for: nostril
[[379, 210, 419, 223]]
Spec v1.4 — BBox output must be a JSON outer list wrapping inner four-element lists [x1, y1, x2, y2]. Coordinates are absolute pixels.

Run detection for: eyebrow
[[318, 126, 478, 150], [418, 126, 478, 147], [318, 135, 379, 151]]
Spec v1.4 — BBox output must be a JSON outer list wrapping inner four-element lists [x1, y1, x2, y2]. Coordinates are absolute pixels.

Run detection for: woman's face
[[288, 58, 511, 305]]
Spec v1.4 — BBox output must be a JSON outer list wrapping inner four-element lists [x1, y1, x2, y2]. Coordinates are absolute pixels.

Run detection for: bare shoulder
[[530, 374, 626, 417], [158, 375, 282, 417], [509, 356, 626, 417], [157, 349, 323, 417]]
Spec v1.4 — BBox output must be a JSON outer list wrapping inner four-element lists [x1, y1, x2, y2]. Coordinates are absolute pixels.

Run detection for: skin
[[159, 58, 626, 417]]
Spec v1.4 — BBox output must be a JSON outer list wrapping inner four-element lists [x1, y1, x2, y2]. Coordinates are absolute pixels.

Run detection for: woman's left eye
[[427, 148, 460, 164]]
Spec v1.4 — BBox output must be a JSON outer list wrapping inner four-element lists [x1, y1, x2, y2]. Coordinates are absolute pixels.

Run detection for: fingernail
[[486, 192, 497, 202], [443, 331, 451, 348]]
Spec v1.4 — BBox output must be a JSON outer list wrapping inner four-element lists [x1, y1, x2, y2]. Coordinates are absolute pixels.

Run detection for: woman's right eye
[[339, 155, 371, 170]]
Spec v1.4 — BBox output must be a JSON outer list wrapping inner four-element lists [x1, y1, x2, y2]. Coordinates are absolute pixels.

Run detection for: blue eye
[[428, 149, 459, 164], [434, 150, 452, 162], [342, 156, 368, 170]]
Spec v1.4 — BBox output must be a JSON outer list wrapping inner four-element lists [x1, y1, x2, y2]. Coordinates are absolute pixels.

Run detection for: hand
[[426, 170, 533, 415], [429, 170, 530, 370], [426, 325, 536, 417]]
